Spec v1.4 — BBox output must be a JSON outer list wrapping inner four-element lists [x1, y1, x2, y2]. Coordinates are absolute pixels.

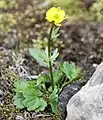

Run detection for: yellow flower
[[46, 7, 66, 26]]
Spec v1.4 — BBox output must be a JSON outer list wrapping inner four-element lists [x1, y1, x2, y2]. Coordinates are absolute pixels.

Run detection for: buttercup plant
[[30, 7, 66, 92], [14, 7, 82, 119], [45, 7, 66, 91]]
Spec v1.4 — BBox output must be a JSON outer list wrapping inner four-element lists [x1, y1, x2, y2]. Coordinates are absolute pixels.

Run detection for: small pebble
[[16, 115, 24, 120], [92, 63, 98, 68]]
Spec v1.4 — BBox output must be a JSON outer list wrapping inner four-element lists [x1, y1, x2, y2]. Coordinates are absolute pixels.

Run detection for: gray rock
[[66, 62, 103, 120], [58, 81, 86, 120]]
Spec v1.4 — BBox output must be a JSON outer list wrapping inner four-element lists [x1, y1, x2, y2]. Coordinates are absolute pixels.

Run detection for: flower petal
[[46, 7, 66, 26]]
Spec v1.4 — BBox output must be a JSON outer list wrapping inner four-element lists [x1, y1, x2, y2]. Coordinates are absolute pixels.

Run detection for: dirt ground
[[0, 1, 103, 119]]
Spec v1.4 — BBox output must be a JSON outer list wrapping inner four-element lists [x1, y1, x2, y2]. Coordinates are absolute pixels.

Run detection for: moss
[[90, 0, 103, 21], [52, 0, 103, 22]]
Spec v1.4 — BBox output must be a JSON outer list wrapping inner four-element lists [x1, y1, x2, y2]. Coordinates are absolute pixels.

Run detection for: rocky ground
[[0, 1, 103, 119], [0, 20, 103, 120]]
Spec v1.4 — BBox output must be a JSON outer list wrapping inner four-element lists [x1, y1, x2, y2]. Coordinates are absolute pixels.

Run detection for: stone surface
[[66, 62, 103, 120], [58, 81, 86, 120], [58, 68, 95, 120]]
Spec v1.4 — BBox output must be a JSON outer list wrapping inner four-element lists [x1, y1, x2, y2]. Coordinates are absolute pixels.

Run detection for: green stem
[[48, 23, 54, 91]]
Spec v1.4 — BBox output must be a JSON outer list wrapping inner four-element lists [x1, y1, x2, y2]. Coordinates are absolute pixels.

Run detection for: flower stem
[[48, 23, 54, 91]]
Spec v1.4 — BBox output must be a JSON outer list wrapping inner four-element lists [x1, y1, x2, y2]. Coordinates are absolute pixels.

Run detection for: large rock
[[66, 62, 103, 120]]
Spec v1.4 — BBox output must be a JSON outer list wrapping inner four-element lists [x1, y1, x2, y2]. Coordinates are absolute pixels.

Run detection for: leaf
[[44, 48, 59, 64], [23, 98, 39, 110], [29, 48, 59, 67], [54, 27, 60, 34], [53, 70, 64, 86], [49, 86, 58, 113], [14, 80, 29, 93], [60, 62, 82, 82], [51, 27, 60, 40], [51, 48, 59, 61], [35, 98, 47, 112], [23, 85, 43, 99], [14, 80, 44, 111], [14, 80, 47, 111], [37, 74, 50, 91], [29, 48, 48, 67], [23, 98, 47, 111], [14, 93, 25, 109], [37, 74, 48, 85]]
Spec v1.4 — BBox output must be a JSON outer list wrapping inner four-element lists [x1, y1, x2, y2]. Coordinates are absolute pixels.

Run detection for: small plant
[[14, 80, 47, 111], [14, 7, 82, 118]]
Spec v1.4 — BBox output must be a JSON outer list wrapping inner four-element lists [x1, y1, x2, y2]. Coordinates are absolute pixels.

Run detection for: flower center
[[54, 14, 59, 20]]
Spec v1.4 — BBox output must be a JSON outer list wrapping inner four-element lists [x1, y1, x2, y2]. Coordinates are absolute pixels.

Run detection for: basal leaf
[[37, 74, 50, 91], [24, 98, 47, 111], [14, 79, 47, 112], [53, 71, 64, 86], [14, 93, 25, 109], [23, 86, 43, 99], [24, 98, 40, 111], [60, 62, 81, 82], [14, 80, 29, 93], [49, 86, 58, 113], [35, 98, 47, 112]]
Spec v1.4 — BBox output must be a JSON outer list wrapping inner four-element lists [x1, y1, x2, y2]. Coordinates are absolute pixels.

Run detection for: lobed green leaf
[[49, 86, 58, 113]]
